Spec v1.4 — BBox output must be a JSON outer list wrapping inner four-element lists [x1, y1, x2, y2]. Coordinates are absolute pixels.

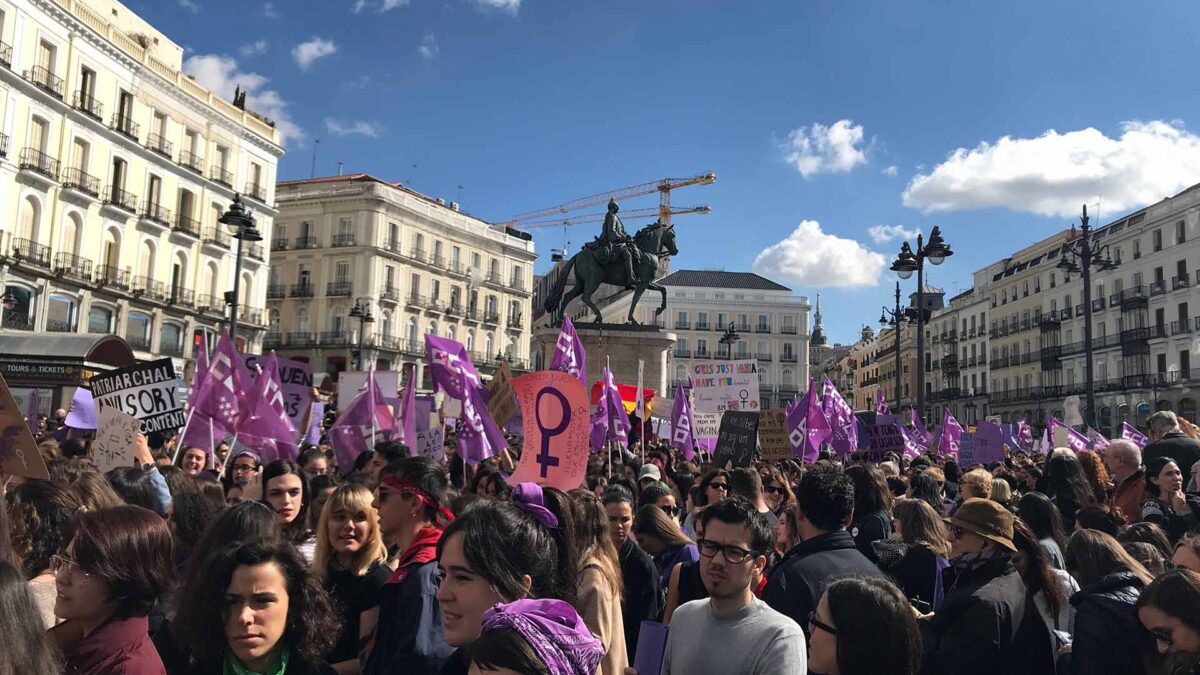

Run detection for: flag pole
[[172, 407, 196, 464]]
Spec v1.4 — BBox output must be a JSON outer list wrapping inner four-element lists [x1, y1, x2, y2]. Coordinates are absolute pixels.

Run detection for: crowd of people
[[8, 404, 1200, 674]]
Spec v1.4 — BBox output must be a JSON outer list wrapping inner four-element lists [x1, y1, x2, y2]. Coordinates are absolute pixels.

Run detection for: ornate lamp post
[[880, 281, 918, 411], [218, 194, 262, 349], [1056, 205, 1118, 428], [718, 321, 741, 359], [349, 298, 375, 370], [891, 226, 954, 424]]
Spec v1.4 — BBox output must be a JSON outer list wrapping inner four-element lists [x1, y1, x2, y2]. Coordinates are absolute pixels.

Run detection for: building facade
[[265, 174, 537, 387], [0, 0, 282, 406], [927, 288, 989, 425]]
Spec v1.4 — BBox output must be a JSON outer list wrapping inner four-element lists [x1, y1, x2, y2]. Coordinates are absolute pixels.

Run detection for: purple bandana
[[479, 599, 604, 675], [510, 482, 559, 528]]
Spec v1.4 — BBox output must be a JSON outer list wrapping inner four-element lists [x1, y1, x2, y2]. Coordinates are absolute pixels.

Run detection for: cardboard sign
[[1063, 395, 1084, 427], [690, 359, 761, 414], [242, 353, 313, 431], [974, 421, 1007, 466], [93, 406, 141, 473], [91, 359, 186, 434], [415, 426, 446, 462], [693, 412, 721, 441], [757, 409, 791, 461], [508, 371, 590, 491], [957, 431, 979, 468], [0, 373, 49, 479], [713, 411, 759, 468], [867, 422, 907, 462], [487, 361, 519, 429]]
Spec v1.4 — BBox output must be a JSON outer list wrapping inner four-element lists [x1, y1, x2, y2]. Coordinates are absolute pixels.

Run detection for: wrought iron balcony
[[290, 283, 314, 298], [196, 294, 224, 312], [209, 166, 233, 187], [72, 91, 103, 119], [756, 324, 771, 333], [132, 275, 166, 301], [167, 286, 194, 307], [319, 331, 352, 345], [484, 311, 501, 324], [94, 265, 130, 290], [62, 167, 100, 197], [244, 182, 266, 201], [24, 65, 63, 98], [53, 252, 92, 282], [203, 227, 230, 248], [1174, 275, 1191, 291], [267, 284, 287, 299], [247, 243, 264, 260], [1150, 280, 1167, 296], [1171, 319, 1193, 336], [173, 214, 202, 238], [139, 201, 172, 227], [780, 354, 798, 363], [264, 332, 284, 348], [331, 233, 356, 248], [18, 147, 59, 180], [145, 132, 173, 158], [270, 238, 289, 252], [327, 281, 352, 297], [381, 286, 401, 303], [756, 352, 773, 361], [294, 236, 317, 250], [104, 186, 138, 212], [110, 113, 139, 140], [510, 315, 525, 329], [287, 332, 315, 347], [0, 40, 11, 68], [780, 325, 798, 335], [675, 320, 691, 329], [179, 150, 204, 174], [12, 238, 50, 267]]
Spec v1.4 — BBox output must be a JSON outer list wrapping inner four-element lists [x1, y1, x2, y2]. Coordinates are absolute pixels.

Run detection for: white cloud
[[753, 220, 885, 288], [476, 0, 520, 14], [381, 0, 409, 9], [351, 0, 367, 12], [292, 37, 337, 71], [238, 40, 268, 57], [781, 119, 869, 178], [867, 224, 919, 244], [179, 0, 199, 11], [325, 118, 382, 138], [183, 54, 302, 144], [903, 120, 1200, 217], [263, 2, 278, 17], [882, 165, 898, 176], [418, 34, 439, 59]]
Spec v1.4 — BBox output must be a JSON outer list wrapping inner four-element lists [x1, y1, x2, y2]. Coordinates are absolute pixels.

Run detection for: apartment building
[[927, 288, 989, 425], [0, 0, 282, 405], [265, 174, 537, 386]]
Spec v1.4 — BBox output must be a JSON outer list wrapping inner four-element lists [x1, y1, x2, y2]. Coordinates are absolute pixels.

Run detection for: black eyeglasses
[[765, 486, 787, 495], [659, 505, 680, 516], [696, 538, 758, 564], [1148, 626, 1174, 646], [708, 482, 728, 491], [808, 611, 839, 636]]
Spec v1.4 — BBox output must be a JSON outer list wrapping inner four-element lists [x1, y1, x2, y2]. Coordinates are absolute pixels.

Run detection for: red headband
[[381, 475, 455, 524]]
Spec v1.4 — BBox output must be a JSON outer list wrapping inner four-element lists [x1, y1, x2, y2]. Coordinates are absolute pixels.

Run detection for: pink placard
[[508, 371, 589, 491]]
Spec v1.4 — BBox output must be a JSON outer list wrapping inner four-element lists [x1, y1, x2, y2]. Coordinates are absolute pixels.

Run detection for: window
[[160, 323, 182, 353], [451, 246, 461, 268], [46, 294, 75, 332], [37, 39, 56, 73], [388, 223, 400, 249], [1153, 229, 1163, 252], [126, 311, 152, 344], [697, 311, 708, 328], [116, 90, 134, 124], [697, 338, 708, 356], [214, 145, 229, 171], [146, 174, 162, 207], [431, 279, 440, 301], [1134, 239, 1142, 259], [1178, 220, 1186, 244], [88, 305, 113, 333]]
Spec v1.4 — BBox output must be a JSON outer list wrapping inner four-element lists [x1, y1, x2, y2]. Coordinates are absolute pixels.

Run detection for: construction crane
[[520, 205, 711, 229], [503, 172, 716, 230]]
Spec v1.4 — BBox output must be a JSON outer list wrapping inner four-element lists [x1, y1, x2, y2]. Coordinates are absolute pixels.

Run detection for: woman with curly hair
[[1077, 450, 1113, 505], [174, 539, 341, 674], [6, 479, 81, 628]]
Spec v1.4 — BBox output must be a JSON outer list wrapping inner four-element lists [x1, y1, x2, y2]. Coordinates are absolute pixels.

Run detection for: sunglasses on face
[[765, 486, 787, 496], [808, 611, 839, 636], [659, 505, 680, 516], [708, 482, 728, 491]]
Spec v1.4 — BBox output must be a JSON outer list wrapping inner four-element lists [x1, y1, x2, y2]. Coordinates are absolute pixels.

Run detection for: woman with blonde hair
[[872, 497, 950, 611], [313, 483, 390, 675], [569, 489, 626, 675], [991, 478, 1014, 511]]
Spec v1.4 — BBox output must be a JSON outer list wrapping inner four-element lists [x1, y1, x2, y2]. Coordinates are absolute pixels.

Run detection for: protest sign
[[713, 411, 759, 468], [690, 360, 760, 413], [90, 359, 186, 434], [757, 408, 790, 461], [0, 373, 49, 479], [974, 421, 1007, 465], [867, 422, 906, 462], [508, 371, 590, 491], [93, 406, 140, 473], [1063, 395, 1083, 427], [415, 426, 446, 462], [957, 431, 979, 468], [486, 361, 519, 429], [243, 353, 313, 431]]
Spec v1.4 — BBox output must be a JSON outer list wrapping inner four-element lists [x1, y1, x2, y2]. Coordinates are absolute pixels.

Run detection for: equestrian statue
[[543, 198, 678, 326]]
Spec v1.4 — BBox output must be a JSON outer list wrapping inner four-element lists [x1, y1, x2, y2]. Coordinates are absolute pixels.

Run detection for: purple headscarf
[[479, 599, 604, 675], [510, 482, 559, 528]]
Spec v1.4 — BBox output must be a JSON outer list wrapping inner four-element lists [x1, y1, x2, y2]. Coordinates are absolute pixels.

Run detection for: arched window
[[485, 333, 494, 359], [782, 369, 794, 386], [138, 240, 155, 278], [407, 318, 418, 344], [160, 323, 183, 355], [466, 329, 475, 353], [447, 325, 456, 341], [381, 311, 392, 339], [18, 196, 40, 241], [88, 305, 114, 334], [295, 307, 309, 334], [205, 261, 219, 298], [127, 311, 152, 350], [239, 271, 253, 307], [61, 212, 82, 256], [675, 365, 686, 381]]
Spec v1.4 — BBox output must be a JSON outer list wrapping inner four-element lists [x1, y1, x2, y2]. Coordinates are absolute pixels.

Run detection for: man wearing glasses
[[651, 498, 806, 674]]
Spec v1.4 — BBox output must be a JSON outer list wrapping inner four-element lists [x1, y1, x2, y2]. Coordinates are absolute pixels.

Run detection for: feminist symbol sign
[[508, 371, 589, 490]]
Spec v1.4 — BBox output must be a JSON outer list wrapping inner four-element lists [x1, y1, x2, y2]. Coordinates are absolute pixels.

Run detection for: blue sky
[[133, 0, 1200, 344]]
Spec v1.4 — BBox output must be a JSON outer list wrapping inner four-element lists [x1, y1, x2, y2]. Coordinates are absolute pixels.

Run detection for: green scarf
[[223, 646, 290, 675]]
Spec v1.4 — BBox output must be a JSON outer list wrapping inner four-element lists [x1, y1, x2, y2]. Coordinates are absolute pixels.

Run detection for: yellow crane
[[503, 172, 717, 230]]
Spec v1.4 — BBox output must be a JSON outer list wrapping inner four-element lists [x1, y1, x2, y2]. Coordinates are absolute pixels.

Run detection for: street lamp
[[880, 281, 918, 412], [891, 226, 953, 424], [349, 298, 375, 371], [218, 194, 263, 349], [718, 321, 740, 359], [1057, 204, 1118, 428], [964, 400, 977, 426]]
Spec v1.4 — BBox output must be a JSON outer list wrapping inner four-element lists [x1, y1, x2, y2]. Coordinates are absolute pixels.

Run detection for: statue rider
[[600, 198, 636, 284]]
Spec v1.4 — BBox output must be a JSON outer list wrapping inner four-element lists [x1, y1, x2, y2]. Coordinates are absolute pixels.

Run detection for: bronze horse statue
[[543, 222, 678, 325]]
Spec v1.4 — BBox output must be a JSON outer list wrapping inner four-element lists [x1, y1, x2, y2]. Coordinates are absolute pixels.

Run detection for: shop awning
[[0, 333, 136, 384]]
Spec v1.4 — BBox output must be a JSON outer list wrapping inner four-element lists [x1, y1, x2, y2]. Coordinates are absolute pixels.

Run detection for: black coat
[[921, 557, 1054, 675], [851, 510, 893, 563], [1144, 432, 1200, 477], [761, 529, 883, 627], [619, 536, 662, 657], [875, 542, 940, 612], [1068, 571, 1147, 675]]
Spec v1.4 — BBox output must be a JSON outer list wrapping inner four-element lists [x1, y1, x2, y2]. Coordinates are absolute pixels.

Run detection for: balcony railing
[[1171, 320, 1193, 336], [290, 283, 314, 298], [0, 40, 11, 68], [196, 294, 224, 312], [179, 150, 204, 173], [209, 166, 233, 187], [132, 275, 166, 301], [509, 315, 525, 329], [675, 321, 691, 330], [270, 238, 288, 252], [756, 324, 771, 333], [0, 133, 7, 158], [294, 236, 317, 250], [203, 227, 231, 248], [331, 233, 356, 247], [266, 284, 287, 299], [110, 113, 139, 140], [94, 265, 130, 290], [484, 311, 501, 324], [247, 243, 264, 260], [407, 294, 427, 307], [486, 271, 503, 285], [756, 352, 773, 361], [24, 65, 63, 98], [139, 201, 172, 227], [244, 182, 266, 201], [781, 325, 797, 335], [1092, 298, 1106, 311], [264, 332, 284, 348], [72, 91, 103, 119], [167, 286, 194, 307], [173, 214, 202, 238], [319, 331, 351, 346], [62, 167, 100, 197], [104, 186, 138, 212], [53, 252, 92, 281], [287, 332, 315, 347], [145, 132, 172, 158], [1174, 275, 1191, 291], [12, 238, 50, 267], [18, 147, 60, 180], [780, 354, 798, 363], [327, 281, 352, 297], [406, 247, 426, 263], [381, 286, 401, 303], [1150, 280, 1167, 296]]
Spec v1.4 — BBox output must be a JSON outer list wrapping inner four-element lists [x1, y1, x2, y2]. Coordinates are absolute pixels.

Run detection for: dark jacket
[[762, 529, 883, 627], [875, 541, 941, 611], [1141, 494, 1200, 543], [1068, 571, 1147, 675], [66, 615, 165, 675], [921, 556, 1054, 675], [1145, 431, 1200, 477], [851, 510, 893, 563], [619, 536, 662, 657]]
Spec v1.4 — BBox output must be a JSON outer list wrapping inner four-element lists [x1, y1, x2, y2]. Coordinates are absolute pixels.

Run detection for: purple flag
[[670, 380, 695, 460], [239, 353, 300, 462], [1122, 421, 1149, 449], [1086, 427, 1110, 450], [193, 330, 251, 433], [458, 367, 506, 464], [1018, 416, 1034, 450], [822, 376, 853, 426], [188, 333, 209, 410], [550, 317, 588, 390], [829, 416, 859, 457], [789, 379, 833, 464], [305, 402, 325, 445], [394, 370, 418, 448], [938, 408, 963, 457], [974, 421, 1007, 464], [329, 373, 391, 473], [875, 389, 890, 415], [425, 334, 482, 400], [180, 412, 218, 457], [65, 386, 96, 430], [590, 358, 631, 452], [909, 408, 932, 446], [1046, 414, 1089, 453]]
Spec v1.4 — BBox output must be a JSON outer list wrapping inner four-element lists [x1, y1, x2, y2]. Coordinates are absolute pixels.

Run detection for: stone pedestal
[[534, 323, 677, 396]]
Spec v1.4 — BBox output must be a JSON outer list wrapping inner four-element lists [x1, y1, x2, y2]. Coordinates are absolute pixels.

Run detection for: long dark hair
[[467, 627, 550, 675], [632, 504, 693, 549], [1017, 492, 1068, 553], [908, 473, 944, 515], [696, 469, 730, 507], [6, 479, 80, 579], [1136, 568, 1200, 635], [846, 464, 894, 520], [0, 561, 60, 674], [1065, 529, 1154, 588], [1144, 456, 1179, 499], [1012, 519, 1065, 618], [261, 459, 311, 544], [825, 575, 922, 675], [569, 489, 623, 601], [1047, 453, 1097, 510], [70, 506, 176, 619]]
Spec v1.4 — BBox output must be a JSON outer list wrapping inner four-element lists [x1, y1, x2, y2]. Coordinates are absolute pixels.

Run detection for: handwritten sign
[[508, 371, 589, 490], [91, 359, 185, 434], [93, 406, 140, 473], [0, 373, 49, 479], [690, 360, 760, 414], [487, 361, 518, 429], [957, 431, 979, 468], [243, 353, 313, 431], [713, 411, 759, 468], [757, 409, 791, 461], [415, 426, 446, 462], [867, 422, 906, 462]]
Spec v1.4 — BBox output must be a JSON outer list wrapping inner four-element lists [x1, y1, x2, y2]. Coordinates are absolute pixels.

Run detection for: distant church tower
[[811, 293, 827, 348]]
